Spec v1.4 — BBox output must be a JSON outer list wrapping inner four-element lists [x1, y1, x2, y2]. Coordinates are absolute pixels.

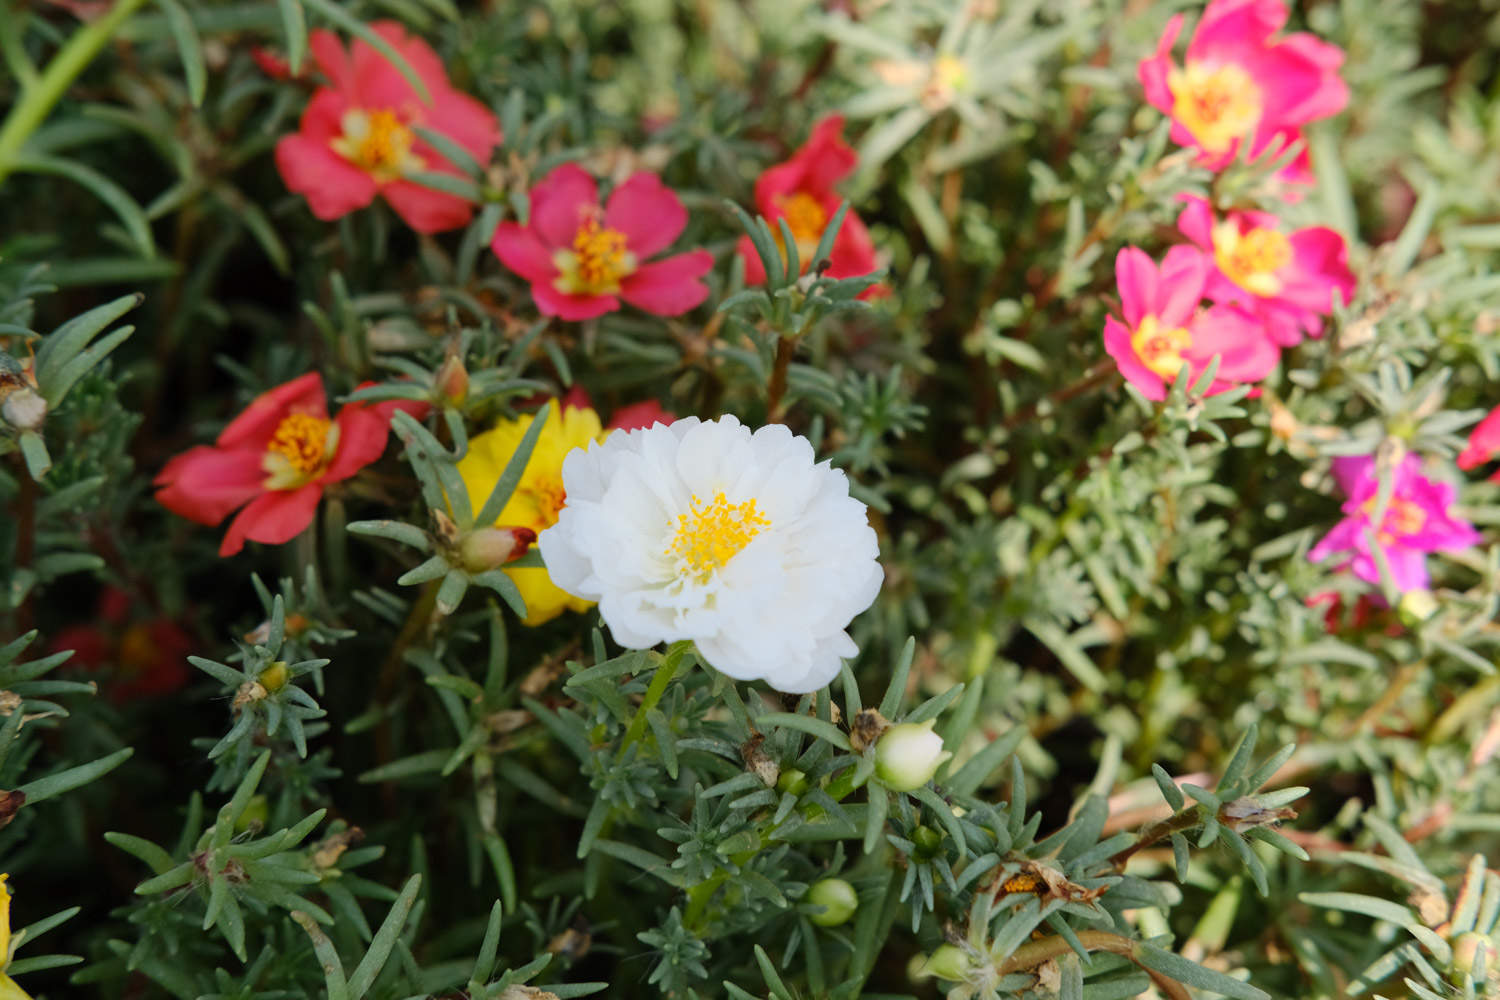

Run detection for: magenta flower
[[1309, 454, 1481, 593], [490, 164, 714, 321], [1138, 0, 1348, 181], [1177, 195, 1355, 347], [1102, 246, 1279, 400]]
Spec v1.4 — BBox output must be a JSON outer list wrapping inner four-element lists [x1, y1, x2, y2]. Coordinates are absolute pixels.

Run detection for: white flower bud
[[873, 719, 952, 791]]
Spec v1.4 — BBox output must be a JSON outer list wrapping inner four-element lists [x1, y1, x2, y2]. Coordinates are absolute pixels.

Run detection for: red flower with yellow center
[[1166, 61, 1263, 156], [274, 21, 500, 233], [155, 373, 424, 556], [490, 164, 713, 321], [738, 115, 882, 295]]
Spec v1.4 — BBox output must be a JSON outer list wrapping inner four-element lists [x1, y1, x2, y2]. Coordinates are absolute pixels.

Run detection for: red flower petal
[[532, 281, 619, 321], [620, 250, 714, 316], [350, 21, 450, 110], [608, 400, 675, 431], [217, 373, 327, 449], [736, 234, 768, 286], [381, 178, 475, 234], [309, 28, 352, 91], [492, 222, 560, 283], [155, 445, 267, 526], [605, 172, 687, 259], [219, 483, 323, 556], [321, 395, 424, 483], [422, 88, 502, 167], [529, 164, 598, 248], [275, 132, 378, 222]]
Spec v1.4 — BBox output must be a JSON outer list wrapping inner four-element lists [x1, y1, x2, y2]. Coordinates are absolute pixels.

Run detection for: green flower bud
[[258, 661, 290, 693], [911, 824, 943, 859], [1452, 931, 1495, 979], [873, 719, 952, 791], [806, 877, 858, 927], [777, 767, 809, 797], [917, 944, 973, 982]]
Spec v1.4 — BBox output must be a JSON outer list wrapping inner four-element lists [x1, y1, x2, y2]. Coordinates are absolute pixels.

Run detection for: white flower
[[536, 415, 882, 693]]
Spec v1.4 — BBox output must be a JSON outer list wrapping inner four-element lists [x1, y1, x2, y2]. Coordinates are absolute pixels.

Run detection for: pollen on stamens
[[666, 491, 771, 583], [267, 413, 333, 476]]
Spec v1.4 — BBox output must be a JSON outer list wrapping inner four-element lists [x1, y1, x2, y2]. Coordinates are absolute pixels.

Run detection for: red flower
[[155, 374, 422, 556], [50, 589, 193, 702], [491, 164, 713, 321], [274, 21, 501, 233], [1459, 404, 1500, 480], [560, 384, 676, 430], [736, 115, 881, 295]]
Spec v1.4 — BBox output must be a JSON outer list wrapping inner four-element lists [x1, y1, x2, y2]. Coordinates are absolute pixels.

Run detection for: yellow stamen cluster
[[263, 412, 336, 489], [1130, 315, 1195, 381], [667, 492, 771, 583], [1167, 61, 1263, 155], [1363, 495, 1428, 544], [778, 191, 828, 244], [331, 108, 422, 183], [562, 215, 632, 294], [1213, 223, 1292, 297]]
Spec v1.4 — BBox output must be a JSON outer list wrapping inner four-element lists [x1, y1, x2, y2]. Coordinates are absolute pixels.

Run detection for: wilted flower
[[49, 588, 193, 702], [1102, 246, 1279, 400], [873, 719, 952, 791], [155, 373, 421, 556], [491, 164, 713, 321], [737, 115, 881, 293], [1176, 195, 1355, 346], [1458, 404, 1500, 480], [536, 416, 883, 693], [274, 21, 501, 232], [1309, 454, 1481, 593], [1138, 0, 1348, 180]]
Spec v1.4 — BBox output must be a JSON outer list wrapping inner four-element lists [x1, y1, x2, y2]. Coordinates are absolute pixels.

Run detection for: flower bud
[[910, 824, 943, 859], [874, 719, 952, 791], [435, 353, 469, 405], [235, 794, 269, 833], [806, 877, 858, 927], [1452, 931, 1495, 979], [0, 387, 46, 431], [257, 661, 290, 693], [777, 767, 809, 797], [916, 944, 973, 982], [1398, 588, 1439, 626], [460, 526, 536, 573]]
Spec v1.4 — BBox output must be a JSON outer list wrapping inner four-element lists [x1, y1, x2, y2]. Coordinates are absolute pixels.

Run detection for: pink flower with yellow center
[[1138, 0, 1348, 180], [1309, 454, 1481, 593], [737, 115, 882, 296], [155, 373, 425, 556], [490, 164, 714, 322], [1177, 195, 1355, 346], [274, 21, 501, 233], [1102, 246, 1279, 401]]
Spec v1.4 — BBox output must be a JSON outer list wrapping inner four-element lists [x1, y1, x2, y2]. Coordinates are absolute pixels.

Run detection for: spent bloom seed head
[[155, 373, 423, 557], [1102, 246, 1280, 400], [274, 21, 501, 233], [737, 115, 882, 295], [536, 415, 883, 693], [491, 164, 714, 321], [1177, 195, 1355, 346], [1138, 0, 1348, 182], [1309, 453, 1482, 593]]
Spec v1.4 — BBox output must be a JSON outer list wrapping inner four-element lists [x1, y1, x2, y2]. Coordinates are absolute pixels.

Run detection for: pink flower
[[736, 115, 882, 295], [1177, 195, 1354, 346], [1138, 0, 1348, 179], [1102, 246, 1280, 400], [1309, 454, 1481, 593], [1458, 405, 1500, 480], [274, 21, 501, 233], [156, 374, 424, 557], [490, 164, 713, 321]]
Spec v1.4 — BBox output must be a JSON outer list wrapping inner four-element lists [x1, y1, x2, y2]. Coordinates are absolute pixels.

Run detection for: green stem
[[619, 640, 693, 752], [0, 0, 151, 186]]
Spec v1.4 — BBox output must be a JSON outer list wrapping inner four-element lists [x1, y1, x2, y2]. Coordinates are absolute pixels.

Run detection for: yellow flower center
[[520, 478, 568, 527], [1213, 222, 1292, 297], [263, 412, 337, 490], [1362, 495, 1427, 544], [331, 108, 424, 183], [1130, 315, 1194, 381], [553, 214, 637, 296], [1167, 61, 1263, 155], [667, 492, 771, 583]]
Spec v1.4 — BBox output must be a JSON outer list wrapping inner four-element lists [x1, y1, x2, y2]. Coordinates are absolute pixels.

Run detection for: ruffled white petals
[[537, 416, 883, 693]]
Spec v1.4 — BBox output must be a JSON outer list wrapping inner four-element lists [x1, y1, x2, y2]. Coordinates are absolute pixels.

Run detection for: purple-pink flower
[[1102, 245, 1279, 400], [1177, 195, 1355, 347], [1309, 454, 1481, 593], [1138, 0, 1348, 183]]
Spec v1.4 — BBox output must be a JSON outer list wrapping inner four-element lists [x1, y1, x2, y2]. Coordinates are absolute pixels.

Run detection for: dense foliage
[[3, 1, 1500, 998]]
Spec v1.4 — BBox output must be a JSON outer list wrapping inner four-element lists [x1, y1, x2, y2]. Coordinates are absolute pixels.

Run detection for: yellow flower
[[0, 875, 32, 1000], [456, 400, 605, 625]]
